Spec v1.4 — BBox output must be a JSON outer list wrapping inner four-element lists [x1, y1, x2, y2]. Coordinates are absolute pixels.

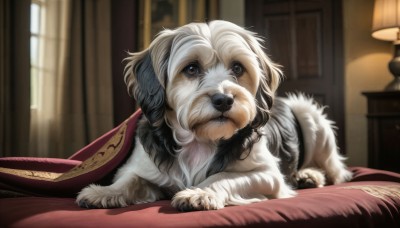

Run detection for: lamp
[[372, 0, 400, 91]]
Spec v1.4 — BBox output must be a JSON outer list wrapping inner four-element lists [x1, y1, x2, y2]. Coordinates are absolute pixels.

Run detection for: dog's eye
[[231, 62, 245, 77], [183, 63, 202, 77]]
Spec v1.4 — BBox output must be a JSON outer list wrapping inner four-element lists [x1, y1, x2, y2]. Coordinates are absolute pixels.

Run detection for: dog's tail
[[283, 93, 352, 184]]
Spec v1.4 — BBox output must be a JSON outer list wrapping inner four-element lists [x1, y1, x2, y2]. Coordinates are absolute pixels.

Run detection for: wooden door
[[245, 0, 345, 153]]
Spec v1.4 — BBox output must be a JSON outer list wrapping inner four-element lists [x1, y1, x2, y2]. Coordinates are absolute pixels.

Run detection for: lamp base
[[387, 43, 400, 91], [384, 76, 400, 91]]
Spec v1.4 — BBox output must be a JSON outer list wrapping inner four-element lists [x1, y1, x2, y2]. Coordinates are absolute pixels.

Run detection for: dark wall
[[111, 0, 139, 126]]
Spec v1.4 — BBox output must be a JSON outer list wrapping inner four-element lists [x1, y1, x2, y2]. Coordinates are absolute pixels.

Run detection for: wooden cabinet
[[362, 91, 400, 173]]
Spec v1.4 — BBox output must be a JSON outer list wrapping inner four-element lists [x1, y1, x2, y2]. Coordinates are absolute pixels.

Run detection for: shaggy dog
[[76, 20, 352, 211]]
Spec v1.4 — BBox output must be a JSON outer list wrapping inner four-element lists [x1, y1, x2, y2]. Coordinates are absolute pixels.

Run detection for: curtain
[[29, 0, 114, 158], [0, 0, 31, 157], [29, 0, 70, 157]]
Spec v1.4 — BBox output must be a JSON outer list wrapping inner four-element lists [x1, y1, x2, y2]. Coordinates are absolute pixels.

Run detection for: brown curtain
[[0, 0, 31, 157], [1, 0, 113, 158], [29, 0, 114, 158], [56, 0, 114, 157]]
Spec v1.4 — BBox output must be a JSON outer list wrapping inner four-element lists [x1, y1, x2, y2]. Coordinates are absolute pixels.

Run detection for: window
[[30, 0, 44, 108]]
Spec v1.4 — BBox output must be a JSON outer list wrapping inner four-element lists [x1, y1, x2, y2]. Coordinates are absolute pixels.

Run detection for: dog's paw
[[295, 168, 326, 189], [76, 184, 128, 209], [171, 188, 224, 212]]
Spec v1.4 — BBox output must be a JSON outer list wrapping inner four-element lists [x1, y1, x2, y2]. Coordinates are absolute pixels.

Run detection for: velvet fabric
[[0, 169, 399, 227], [0, 110, 142, 197], [1, 110, 400, 227]]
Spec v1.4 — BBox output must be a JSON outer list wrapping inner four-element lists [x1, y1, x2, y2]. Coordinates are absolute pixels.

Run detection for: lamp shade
[[372, 0, 400, 41]]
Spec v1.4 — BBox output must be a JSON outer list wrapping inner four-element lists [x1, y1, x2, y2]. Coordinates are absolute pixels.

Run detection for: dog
[[76, 20, 352, 211]]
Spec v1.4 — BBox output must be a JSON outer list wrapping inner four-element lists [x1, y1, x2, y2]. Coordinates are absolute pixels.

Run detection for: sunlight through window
[[30, 0, 43, 108]]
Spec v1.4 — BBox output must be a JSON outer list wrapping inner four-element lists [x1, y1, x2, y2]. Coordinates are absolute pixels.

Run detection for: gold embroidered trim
[[0, 167, 62, 181], [0, 119, 129, 182], [342, 185, 400, 200]]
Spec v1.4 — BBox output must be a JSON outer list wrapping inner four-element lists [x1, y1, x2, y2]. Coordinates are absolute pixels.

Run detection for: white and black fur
[[76, 20, 352, 211]]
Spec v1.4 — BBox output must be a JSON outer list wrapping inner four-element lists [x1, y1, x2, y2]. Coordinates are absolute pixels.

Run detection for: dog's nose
[[211, 93, 234, 112]]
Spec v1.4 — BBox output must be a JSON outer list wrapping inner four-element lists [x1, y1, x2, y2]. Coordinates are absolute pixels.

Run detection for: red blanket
[[1, 110, 399, 227], [0, 169, 399, 227]]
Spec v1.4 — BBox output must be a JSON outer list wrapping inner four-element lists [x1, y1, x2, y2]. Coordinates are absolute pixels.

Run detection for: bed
[[1, 110, 399, 227]]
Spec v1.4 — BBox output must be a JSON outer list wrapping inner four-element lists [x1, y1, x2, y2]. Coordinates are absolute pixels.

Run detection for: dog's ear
[[245, 33, 283, 128], [124, 30, 176, 127], [124, 30, 179, 170]]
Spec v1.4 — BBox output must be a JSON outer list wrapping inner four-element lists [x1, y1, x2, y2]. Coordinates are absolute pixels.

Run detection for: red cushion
[[1, 109, 400, 227], [0, 110, 142, 196], [350, 166, 400, 182], [0, 157, 81, 172], [0, 179, 399, 227]]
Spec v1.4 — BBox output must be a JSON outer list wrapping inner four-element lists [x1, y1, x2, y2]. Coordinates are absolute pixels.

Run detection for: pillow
[[0, 110, 142, 197]]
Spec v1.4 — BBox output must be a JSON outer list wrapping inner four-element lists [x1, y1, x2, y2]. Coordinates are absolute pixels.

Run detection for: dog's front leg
[[76, 173, 164, 209], [171, 170, 295, 211], [172, 137, 296, 211], [76, 142, 166, 209]]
